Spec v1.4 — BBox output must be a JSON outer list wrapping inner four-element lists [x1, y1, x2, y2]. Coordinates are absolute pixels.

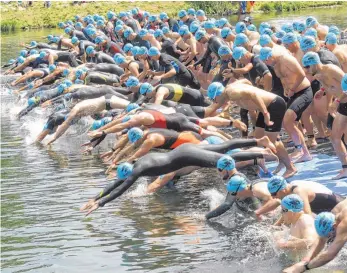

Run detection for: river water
[[1, 7, 347, 273]]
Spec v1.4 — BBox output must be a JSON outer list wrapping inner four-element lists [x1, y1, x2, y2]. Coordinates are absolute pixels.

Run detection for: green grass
[[0, 1, 188, 32], [256, 1, 345, 13]]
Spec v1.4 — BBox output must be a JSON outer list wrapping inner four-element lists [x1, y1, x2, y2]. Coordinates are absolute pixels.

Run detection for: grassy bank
[[189, 1, 346, 15], [0, 1, 188, 32]]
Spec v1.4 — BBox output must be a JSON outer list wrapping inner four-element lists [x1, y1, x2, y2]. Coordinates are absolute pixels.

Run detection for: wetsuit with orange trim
[[148, 129, 203, 149]]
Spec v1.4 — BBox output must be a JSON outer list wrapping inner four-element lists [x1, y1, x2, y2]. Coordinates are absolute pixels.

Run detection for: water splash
[[201, 188, 225, 210]]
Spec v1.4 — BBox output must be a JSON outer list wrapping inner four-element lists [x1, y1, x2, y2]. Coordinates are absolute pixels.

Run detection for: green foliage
[[188, 1, 238, 14], [257, 1, 345, 13]]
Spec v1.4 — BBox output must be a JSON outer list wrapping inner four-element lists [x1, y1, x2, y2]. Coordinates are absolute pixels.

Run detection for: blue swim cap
[[91, 119, 103, 131], [234, 33, 249, 46], [119, 11, 127, 19], [39, 51, 47, 59], [305, 28, 318, 38], [282, 33, 297, 45], [58, 83, 68, 94], [226, 148, 242, 155], [49, 64, 56, 72], [8, 59, 16, 65], [281, 194, 304, 213], [64, 27, 72, 34], [123, 43, 134, 53], [160, 12, 168, 21], [218, 45, 232, 57], [67, 20, 74, 26], [136, 46, 148, 56], [71, 36, 79, 44], [28, 96, 40, 106], [62, 68, 70, 77], [232, 46, 247, 61], [179, 26, 190, 36], [328, 25, 340, 36], [75, 69, 84, 79], [292, 21, 300, 31], [75, 22, 83, 29], [64, 79, 73, 87], [281, 23, 294, 33], [207, 82, 224, 100], [30, 41, 37, 47], [149, 15, 157, 23], [275, 30, 286, 39], [97, 20, 104, 27], [188, 21, 199, 34], [30, 49, 38, 55], [117, 162, 134, 179], [116, 21, 124, 27], [204, 21, 215, 29], [139, 82, 154, 95], [300, 36, 316, 52], [196, 9, 205, 17], [58, 22, 65, 28], [315, 212, 335, 237], [75, 79, 84, 84], [247, 24, 257, 31], [139, 29, 148, 38], [261, 28, 273, 36], [260, 34, 272, 47], [148, 47, 160, 57], [94, 36, 105, 44], [124, 28, 134, 38], [143, 11, 150, 18], [131, 7, 139, 15], [325, 33, 337, 45], [17, 56, 25, 64], [218, 18, 228, 28], [187, 8, 196, 16], [125, 76, 140, 87], [107, 11, 116, 20], [235, 22, 246, 34], [126, 103, 140, 113], [178, 10, 187, 18], [154, 29, 164, 38], [20, 50, 28, 57], [226, 175, 248, 194], [205, 136, 224, 144], [28, 82, 34, 89], [86, 46, 95, 55], [127, 127, 144, 143], [162, 27, 170, 34], [297, 22, 306, 33], [341, 74, 347, 92], [195, 29, 206, 41], [259, 47, 273, 61], [306, 16, 318, 28], [217, 155, 235, 171], [131, 46, 140, 56], [221, 27, 232, 39], [114, 25, 123, 32], [259, 22, 271, 34], [302, 52, 321, 67], [267, 175, 287, 194]]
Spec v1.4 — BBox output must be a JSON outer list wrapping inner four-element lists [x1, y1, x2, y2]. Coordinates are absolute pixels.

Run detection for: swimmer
[[85, 46, 116, 64], [325, 33, 347, 72], [283, 199, 347, 273]]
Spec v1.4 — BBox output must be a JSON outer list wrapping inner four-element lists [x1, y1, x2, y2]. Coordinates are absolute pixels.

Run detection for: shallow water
[[1, 7, 347, 273]]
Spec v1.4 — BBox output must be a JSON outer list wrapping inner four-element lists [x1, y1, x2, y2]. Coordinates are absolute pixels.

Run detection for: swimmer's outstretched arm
[[254, 198, 281, 217], [47, 110, 79, 144], [205, 192, 236, 220]]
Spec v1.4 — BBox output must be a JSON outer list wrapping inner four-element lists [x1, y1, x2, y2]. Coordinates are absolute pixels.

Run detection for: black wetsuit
[[129, 35, 151, 49], [84, 71, 120, 86], [43, 109, 70, 134], [54, 52, 79, 67], [161, 37, 180, 59], [181, 18, 194, 28], [69, 30, 88, 41], [167, 18, 179, 32], [76, 40, 96, 58], [194, 36, 225, 73], [291, 185, 345, 214], [86, 52, 116, 64], [93, 139, 262, 207], [158, 53, 200, 89], [31, 42, 58, 50], [212, 57, 236, 86], [156, 83, 209, 106], [90, 63, 124, 76], [164, 101, 206, 119], [100, 39, 125, 56], [124, 18, 139, 33]]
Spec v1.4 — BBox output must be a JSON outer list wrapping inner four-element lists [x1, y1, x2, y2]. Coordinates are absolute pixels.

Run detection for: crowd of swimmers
[[3, 7, 347, 272]]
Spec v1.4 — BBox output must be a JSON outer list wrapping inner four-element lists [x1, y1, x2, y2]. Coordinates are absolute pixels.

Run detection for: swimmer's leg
[[331, 113, 347, 179]]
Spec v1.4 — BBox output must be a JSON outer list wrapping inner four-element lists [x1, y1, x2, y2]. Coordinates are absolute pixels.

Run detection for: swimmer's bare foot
[[294, 153, 313, 163], [262, 147, 278, 162], [273, 162, 284, 175], [290, 150, 302, 160], [283, 167, 297, 179], [257, 158, 269, 174], [257, 136, 277, 154], [332, 169, 347, 180]]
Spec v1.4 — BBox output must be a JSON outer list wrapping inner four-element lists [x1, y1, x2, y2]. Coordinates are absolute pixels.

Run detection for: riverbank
[[0, 1, 188, 32]]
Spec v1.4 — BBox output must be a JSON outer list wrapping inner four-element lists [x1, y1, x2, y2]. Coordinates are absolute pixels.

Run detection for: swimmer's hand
[[282, 262, 306, 273], [263, 112, 274, 126], [105, 163, 116, 174], [80, 199, 100, 216], [100, 150, 114, 160], [88, 130, 103, 138], [233, 119, 247, 132]]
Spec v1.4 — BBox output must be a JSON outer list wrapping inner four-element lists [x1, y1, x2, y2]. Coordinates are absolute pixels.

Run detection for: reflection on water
[[1, 6, 347, 273]]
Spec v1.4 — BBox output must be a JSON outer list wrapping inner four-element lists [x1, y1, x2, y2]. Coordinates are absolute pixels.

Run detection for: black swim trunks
[[256, 96, 287, 132], [337, 102, 347, 116], [287, 85, 313, 121]]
